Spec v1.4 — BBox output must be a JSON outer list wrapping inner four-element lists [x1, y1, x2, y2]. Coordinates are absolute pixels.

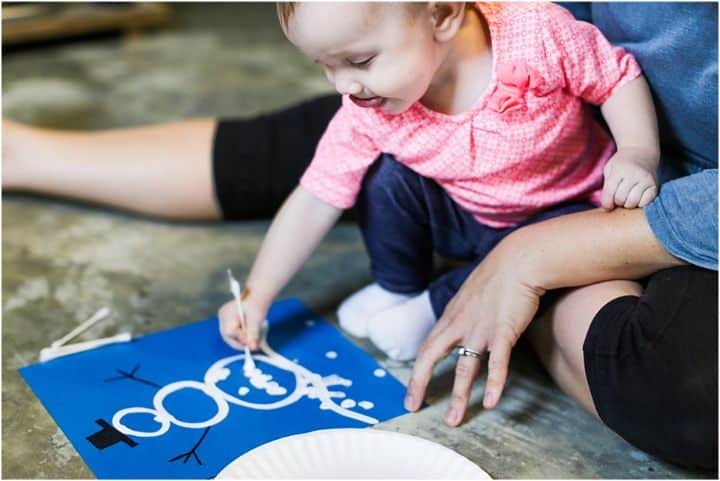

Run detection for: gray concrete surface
[[2, 3, 711, 479]]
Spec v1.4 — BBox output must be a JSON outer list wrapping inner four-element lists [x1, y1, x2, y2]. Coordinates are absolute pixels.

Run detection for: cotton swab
[[40, 332, 132, 362], [227, 269, 256, 373], [51, 306, 111, 348]]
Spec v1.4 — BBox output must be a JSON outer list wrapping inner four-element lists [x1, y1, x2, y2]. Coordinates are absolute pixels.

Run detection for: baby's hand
[[217, 294, 266, 351], [601, 147, 659, 210]]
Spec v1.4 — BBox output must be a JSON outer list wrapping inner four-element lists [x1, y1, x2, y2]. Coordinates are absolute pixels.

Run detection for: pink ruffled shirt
[[300, 2, 642, 228]]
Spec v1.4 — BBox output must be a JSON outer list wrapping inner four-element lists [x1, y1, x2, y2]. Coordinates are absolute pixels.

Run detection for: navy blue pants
[[355, 155, 595, 317]]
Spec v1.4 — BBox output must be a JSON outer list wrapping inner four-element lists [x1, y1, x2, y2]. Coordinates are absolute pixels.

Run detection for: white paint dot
[[325, 351, 338, 359], [340, 399, 356, 409], [305, 320, 315, 327], [238, 387, 249, 396], [373, 368, 386, 378], [358, 401, 374, 410]]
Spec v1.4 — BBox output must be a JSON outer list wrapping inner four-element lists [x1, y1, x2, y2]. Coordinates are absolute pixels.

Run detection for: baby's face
[[285, 3, 445, 115]]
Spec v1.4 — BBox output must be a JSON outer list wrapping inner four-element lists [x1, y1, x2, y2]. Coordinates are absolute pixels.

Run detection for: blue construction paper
[[20, 298, 409, 479]]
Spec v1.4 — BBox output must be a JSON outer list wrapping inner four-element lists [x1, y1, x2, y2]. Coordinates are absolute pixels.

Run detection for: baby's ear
[[428, 2, 466, 43]]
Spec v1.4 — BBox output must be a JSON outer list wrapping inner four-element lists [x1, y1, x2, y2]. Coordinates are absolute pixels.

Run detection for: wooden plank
[[2, 3, 171, 45]]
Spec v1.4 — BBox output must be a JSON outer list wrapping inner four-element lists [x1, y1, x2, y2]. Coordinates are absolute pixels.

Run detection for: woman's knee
[[550, 280, 642, 357], [526, 280, 642, 415]]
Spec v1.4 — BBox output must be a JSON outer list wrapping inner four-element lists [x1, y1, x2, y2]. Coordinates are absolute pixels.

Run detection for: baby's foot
[[367, 290, 436, 361], [337, 283, 414, 338]]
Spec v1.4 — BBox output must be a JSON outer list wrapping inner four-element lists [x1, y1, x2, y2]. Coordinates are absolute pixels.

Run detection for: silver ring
[[456, 346, 485, 359]]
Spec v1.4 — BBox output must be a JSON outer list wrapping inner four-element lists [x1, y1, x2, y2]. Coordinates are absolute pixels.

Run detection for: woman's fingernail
[[404, 395, 415, 410], [484, 391, 495, 407]]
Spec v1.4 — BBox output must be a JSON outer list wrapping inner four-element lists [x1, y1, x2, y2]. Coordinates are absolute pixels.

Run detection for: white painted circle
[[205, 354, 305, 410], [373, 368, 387, 378], [154, 380, 230, 429], [112, 407, 171, 437], [325, 351, 338, 359]]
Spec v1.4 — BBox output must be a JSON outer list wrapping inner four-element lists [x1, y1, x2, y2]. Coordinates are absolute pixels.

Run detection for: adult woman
[[4, 2, 716, 470], [403, 3, 717, 469]]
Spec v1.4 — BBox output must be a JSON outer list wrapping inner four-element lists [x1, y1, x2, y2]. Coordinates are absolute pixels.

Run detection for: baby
[[218, 2, 660, 361]]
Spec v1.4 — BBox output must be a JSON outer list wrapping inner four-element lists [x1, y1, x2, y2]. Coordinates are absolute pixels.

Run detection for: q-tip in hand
[[227, 269, 256, 370]]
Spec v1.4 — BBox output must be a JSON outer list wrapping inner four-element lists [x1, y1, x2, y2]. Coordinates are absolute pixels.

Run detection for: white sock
[[336, 283, 414, 338], [367, 290, 437, 361]]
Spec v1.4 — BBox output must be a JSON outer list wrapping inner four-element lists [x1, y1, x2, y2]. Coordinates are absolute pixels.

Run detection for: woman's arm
[[404, 206, 684, 421], [517, 207, 683, 291]]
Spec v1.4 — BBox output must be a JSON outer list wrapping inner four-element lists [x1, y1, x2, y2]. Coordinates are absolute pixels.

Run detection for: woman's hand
[[403, 206, 684, 426], [404, 236, 544, 426]]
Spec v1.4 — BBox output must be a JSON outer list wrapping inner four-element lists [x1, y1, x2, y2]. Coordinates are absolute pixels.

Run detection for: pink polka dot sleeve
[[300, 96, 381, 209], [543, 5, 643, 105]]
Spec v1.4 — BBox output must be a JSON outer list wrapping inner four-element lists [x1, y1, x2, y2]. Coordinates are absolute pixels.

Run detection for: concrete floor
[[2, 3, 711, 479]]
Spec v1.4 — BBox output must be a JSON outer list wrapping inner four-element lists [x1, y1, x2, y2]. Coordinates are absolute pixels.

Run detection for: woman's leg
[[525, 279, 643, 417], [3, 94, 341, 220], [526, 266, 718, 470], [3, 118, 220, 220]]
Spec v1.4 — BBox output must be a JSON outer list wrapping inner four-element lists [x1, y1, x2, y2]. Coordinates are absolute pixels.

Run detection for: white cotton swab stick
[[51, 306, 111, 348], [227, 269, 256, 372], [40, 332, 132, 362]]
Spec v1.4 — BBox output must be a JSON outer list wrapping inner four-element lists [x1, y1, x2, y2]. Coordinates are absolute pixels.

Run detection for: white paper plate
[[216, 428, 491, 479]]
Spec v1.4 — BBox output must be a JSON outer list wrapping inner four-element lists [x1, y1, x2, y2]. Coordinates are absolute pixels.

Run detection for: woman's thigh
[[527, 265, 718, 470]]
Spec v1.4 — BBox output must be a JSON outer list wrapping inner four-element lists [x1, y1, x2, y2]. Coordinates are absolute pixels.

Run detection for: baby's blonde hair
[[277, 2, 295, 31], [276, 2, 430, 31]]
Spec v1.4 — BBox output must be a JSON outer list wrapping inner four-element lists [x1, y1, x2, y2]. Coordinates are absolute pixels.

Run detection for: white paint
[[322, 374, 352, 387], [154, 381, 229, 429], [258, 341, 377, 425], [112, 327, 380, 438], [305, 320, 315, 327], [113, 407, 171, 437], [243, 365, 287, 396], [373, 369, 387, 378], [359, 401, 374, 410], [242, 353, 255, 373], [325, 351, 338, 359]]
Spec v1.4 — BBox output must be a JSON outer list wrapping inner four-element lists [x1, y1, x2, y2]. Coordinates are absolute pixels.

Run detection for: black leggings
[[212, 94, 718, 471], [585, 265, 718, 470], [213, 94, 342, 219]]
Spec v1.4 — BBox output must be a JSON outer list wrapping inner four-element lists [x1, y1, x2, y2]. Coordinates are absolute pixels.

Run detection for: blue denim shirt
[[560, 2, 718, 270]]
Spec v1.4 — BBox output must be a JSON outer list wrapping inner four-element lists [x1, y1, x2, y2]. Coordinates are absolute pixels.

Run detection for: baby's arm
[[218, 185, 342, 350], [600, 75, 661, 210]]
